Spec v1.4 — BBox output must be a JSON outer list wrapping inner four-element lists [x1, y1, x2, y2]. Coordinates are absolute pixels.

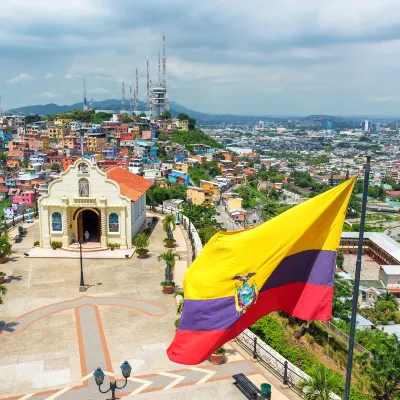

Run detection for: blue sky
[[2, 0, 400, 116]]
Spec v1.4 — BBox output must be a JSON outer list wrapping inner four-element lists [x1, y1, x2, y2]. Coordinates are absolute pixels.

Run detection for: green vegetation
[[0, 272, 7, 305], [288, 171, 330, 195], [160, 110, 171, 120], [22, 158, 29, 168], [299, 364, 337, 400], [181, 203, 222, 244], [51, 163, 61, 172], [309, 156, 329, 165], [343, 223, 386, 233], [332, 274, 352, 322], [133, 233, 149, 254], [46, 109, 112, 123], [170, 129, 223, 149], [146, 183, 187, 207], [188, 161, 221, 186], [25, 114, 42, 124], [0, 199, 12, 218], [359, 293, 400, 325], [257, 166, 284, 183], [0, 236, 12, 258], [250, 314, 368, 399]]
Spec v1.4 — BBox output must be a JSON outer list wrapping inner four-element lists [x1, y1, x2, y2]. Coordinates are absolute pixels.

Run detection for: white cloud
[[64, 73, 73, 79], [38, 91, 60, 99], [6, 73, 32, 84], [89, 88, 109, 94], [44, 72, 54, 79]]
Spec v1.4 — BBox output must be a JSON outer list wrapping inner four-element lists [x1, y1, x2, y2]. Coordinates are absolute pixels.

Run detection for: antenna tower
[[129, 81, 133, 112], [146, 56, 150, 111], [83, 78, 88, 111], [162, 34, 166, 88], [149, 79, 153, 114], [158, 51, 161, 86], [134, 68, 139, 112], [121, 81, 126, 111]]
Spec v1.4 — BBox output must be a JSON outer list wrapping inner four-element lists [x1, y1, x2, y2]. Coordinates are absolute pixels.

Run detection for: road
[[215, 206, 242, 231]]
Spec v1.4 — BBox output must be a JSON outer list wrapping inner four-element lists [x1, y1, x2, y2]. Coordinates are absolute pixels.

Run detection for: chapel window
[[51, 212, 62, 232], [108, 213, 119, 233]]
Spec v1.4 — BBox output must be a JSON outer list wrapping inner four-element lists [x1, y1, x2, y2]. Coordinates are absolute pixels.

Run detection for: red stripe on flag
[[167, 282, 333, 365]]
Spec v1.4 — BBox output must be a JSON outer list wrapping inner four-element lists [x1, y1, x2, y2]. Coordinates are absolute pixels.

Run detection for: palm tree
[[163, 214, 176, 240], [0, 283, 7, 305], [298, 365, 336, 400], [134, 233, 150, 251], [378, 291, 398, 304], [157, 249, 181, 282], [0, 236, 12, 258]]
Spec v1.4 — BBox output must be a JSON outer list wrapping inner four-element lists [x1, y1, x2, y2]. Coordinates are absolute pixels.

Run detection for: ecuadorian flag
[[167, 177, 356, 365]]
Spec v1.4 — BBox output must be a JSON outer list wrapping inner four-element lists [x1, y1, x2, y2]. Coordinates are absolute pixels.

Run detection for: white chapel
[[38, 158, 152, 249]]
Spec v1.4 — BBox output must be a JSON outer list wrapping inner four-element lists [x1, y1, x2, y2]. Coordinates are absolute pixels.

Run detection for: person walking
[[71, 232, 76, 244], [84, 230, 90, 243]]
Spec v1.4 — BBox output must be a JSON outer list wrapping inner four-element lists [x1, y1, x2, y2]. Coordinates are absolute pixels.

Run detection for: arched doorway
[[77, 209, 100, 242]]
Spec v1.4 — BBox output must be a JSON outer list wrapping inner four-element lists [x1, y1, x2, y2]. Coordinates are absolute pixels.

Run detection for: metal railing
[[236, 329, 342, 400], [235, 330, 304, 392]]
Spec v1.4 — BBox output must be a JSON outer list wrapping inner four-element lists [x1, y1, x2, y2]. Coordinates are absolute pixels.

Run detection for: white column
[[120, 207, 127, 249], [41, 206, 51, 248], [62, 207, 69, 247], [100, 207, 107, 248]]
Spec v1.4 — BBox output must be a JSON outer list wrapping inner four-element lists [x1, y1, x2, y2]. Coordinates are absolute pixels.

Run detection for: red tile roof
[[106, 166, 152, 201]]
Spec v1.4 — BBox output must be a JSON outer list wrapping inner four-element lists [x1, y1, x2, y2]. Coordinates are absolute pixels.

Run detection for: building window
[[79, 178, 90, 197], [51, 212, 62, 232], [108, 213, 119, 233]]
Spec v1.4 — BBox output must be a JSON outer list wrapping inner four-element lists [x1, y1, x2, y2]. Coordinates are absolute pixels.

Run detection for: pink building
[[12, 191, 37, 207]]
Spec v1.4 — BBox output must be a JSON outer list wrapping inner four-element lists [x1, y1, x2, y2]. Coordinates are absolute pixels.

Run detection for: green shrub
[[174, 318, 180, 328], [51, 241, 62, 248], [33, 240, 40, 246]]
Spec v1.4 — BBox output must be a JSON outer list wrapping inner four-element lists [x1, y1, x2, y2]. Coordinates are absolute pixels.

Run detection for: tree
[[0, 236, 12, 258], [378, 291, 398, 305], [178, 113, 189, 120], [22, 158, 29, 169], [139, 112, 147, 117], [163, 214, 176, 240], [133, 233, 150, 251], [368, 332, 400, 400], [336, 251, 344, 269], [332, 274, 352, 322], [188, 117, 196, 130], [121, 113, 133, 124], [298, 365, 337, 400], [157, 249, 181, 271], [51, 163, 61, 172], [0, 281, 7, 305], [160, 110, 171, 120], [25, 114, 42, 124]]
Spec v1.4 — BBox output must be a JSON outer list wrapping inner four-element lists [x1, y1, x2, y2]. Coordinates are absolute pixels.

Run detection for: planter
[[52, 246, 57, 250], [0, 255, 6, 265], [0, 275, 5, 283], [210, 353, 224, 365], [163, 285, 173, 294], [137, 252, 148, 259], [166, 243, 175, 248], [110, 247, 115, 251]]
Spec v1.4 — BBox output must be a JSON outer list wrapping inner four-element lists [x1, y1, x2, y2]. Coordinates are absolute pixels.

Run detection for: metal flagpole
[[343, 155, 371, 400]]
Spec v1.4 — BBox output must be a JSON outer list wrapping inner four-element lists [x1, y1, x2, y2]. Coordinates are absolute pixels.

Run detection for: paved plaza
[[0, 217, 296, 400], [343, 254, 381, 280]]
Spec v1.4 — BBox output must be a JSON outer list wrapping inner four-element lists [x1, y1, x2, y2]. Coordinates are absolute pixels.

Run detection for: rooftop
[[106, 166, 152, 201], [380, 265, 400, 275]]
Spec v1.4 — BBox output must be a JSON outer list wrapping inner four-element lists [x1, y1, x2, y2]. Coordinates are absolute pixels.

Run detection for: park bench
[[18, 226, 27, 236], [233, 374, 262, 399], [14, 234, 22, 243]]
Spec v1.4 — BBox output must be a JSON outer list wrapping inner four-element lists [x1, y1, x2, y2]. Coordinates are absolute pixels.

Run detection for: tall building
[[151, 86, 167, 117], [374, 122, 381, 134], [390, 121, 399, 131], [362, 120, 370, 132]]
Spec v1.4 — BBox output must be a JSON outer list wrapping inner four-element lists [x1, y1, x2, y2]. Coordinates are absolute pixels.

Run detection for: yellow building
[[54, 118, 72, 125], [173, 162, 188, 173], [87, 137, 107, 152], [48, 126, 70, 140], [172, 118, 189, 131], [227, 197, 243, 211], [200, 180, 220, 196], [186, 186, 214, 206]]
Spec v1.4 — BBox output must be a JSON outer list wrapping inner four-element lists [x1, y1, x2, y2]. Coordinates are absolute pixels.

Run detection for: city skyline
[[2, 0, 400, 115]]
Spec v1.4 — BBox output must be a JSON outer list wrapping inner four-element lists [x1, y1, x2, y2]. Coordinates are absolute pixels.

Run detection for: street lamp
[[79, 239, 86, 292], [34, 187, 38, 218], [93, 361, 132, 400], [187, 198, 192, 241]]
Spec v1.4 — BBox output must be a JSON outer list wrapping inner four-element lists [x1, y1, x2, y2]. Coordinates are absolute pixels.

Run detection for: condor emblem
[[233, 272, 259, 313]]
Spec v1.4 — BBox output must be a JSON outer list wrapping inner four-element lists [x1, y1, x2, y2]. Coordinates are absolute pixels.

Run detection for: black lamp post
[[34, 187, 38, 218], [79, 239, 86, 292], [93, 361, 132, 400], [187, 198, 192, 241]]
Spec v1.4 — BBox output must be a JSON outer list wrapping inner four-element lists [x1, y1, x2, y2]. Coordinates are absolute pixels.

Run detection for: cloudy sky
[[2, 0, 400, 116]]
